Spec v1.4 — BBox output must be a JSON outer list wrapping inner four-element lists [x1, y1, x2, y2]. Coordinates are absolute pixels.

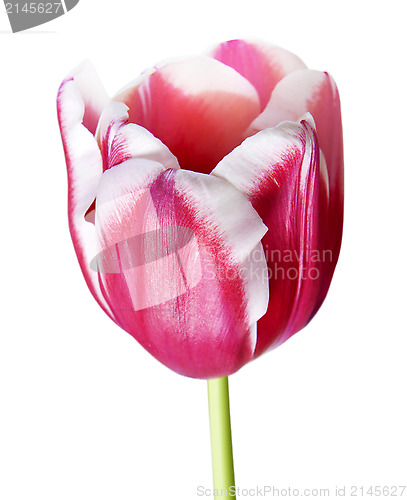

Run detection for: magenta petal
[[208, 39, 306, 110], [214, 118, 329, 355], [57, 62, 114, 319], [94, 161, 268, 378], [250, 69, 343, 308]]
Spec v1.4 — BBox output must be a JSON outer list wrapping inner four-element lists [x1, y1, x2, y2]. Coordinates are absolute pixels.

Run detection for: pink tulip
[[57, 39, 343, 379]]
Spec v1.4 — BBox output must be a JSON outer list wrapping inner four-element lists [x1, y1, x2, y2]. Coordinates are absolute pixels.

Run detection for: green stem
[[207, 376, 235, 499]]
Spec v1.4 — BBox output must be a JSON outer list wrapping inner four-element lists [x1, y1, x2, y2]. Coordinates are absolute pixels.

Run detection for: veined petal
[[57, 61, 114, 318], [208, 39, 306, 110], [250, 70, 343, 199], [114, 56, 261, 174], [97, 101, 180, 172], [213, 119, 327, 356], [250, 69, 343, 311], [94, 161, 268, 378]]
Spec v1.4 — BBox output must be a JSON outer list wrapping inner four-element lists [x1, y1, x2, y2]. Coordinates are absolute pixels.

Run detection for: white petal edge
[[57, 64, 114, 318], [212, 118, 314, 199]]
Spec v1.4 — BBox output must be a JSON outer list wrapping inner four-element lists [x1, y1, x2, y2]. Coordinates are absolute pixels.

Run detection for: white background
[[1, 1, 406, 499]]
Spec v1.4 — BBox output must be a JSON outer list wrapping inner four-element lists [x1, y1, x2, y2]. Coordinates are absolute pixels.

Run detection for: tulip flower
[[57, 39, 343, 498]]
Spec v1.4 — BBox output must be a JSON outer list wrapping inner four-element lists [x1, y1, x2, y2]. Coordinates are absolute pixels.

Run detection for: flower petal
[[250, 69, 343, 313], [114, 56, 261, 174], [208, 39, 306, 110], [96, 101, 180, 172], [252, 74, 342, 247], [57, 62, 114, 318], [61, 61, 109, 135], [213, 118, 328, 356], [94, 160, 268, 378]]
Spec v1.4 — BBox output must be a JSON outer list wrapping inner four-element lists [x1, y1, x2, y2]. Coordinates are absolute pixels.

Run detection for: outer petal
[[114, 56, 261, 174], [94, 160, 269, 378], [213, 118, 327, 356], [207, 39, 306, 110], [57, 62, 114, 318], [250, 69, 344, 310]]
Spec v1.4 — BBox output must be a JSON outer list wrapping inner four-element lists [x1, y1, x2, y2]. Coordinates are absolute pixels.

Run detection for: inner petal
[[208, 39, 307, 111], [114, 56, 261, 174]]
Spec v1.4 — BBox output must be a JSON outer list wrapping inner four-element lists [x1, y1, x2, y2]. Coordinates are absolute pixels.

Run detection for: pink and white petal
[[114, 56, 261, 174], [93, 158, 170, 309], [207, 39, 306, 111], [212, 118, 311, 198], [250, 69, 343, 217], [113, 67, 155, 104], [61, 61, 110, 135], [96, 101, 180, 172], [94, 162, 268, 378], [57, 62, 114, 319], [171, 170, 269, 341], [214, 119, 327, 356], [250, 69, 343, 310]]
